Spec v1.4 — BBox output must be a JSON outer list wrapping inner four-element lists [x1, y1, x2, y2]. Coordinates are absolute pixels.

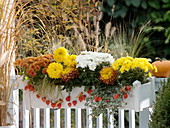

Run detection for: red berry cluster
[[119, 86, 131, 99], [35, 91, 63, 109], [24, 84, 34, 92], [87, 89, 93, 95], [65, 92, 87, 107], [94, 97, 102, 102], [51, 99, 63, 109]]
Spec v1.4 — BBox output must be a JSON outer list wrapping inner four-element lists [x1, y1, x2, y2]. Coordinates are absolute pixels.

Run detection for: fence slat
[[139, 108, 150, 128], [75, 108, 82, 128], [108, 109, 114, 128], [65, 108, 71, 128], [118, 109, 125, 128], [23, 92, 30, 128], [34, 108, 40, 128], [44, 108, 50, 128], [86, 108, 92, 128], [97, 114, 103, 128], [10, 89, 19, 128], [129, 110, 135, 128], [54, 109, 60, 128]]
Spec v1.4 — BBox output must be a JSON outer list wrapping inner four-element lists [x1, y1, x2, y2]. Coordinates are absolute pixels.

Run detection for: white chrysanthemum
[[88, 62, 97, 71], [76, 51, 114, 71]]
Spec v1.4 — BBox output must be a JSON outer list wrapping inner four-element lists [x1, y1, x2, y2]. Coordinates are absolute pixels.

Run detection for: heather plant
[[149, 78, 170, 128]]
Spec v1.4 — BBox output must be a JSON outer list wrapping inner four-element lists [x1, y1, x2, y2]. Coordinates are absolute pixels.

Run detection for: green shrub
[[149, 78, 170, 128]]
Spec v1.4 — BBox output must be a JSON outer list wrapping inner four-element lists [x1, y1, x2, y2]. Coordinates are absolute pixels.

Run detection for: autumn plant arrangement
[[14, 47, 156, 117]]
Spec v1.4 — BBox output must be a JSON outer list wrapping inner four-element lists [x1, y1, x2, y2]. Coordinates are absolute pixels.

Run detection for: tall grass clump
[[16, 0, 151, 59], [0, 0, 31, 126], [107, 22, 152, 59], [16, 0, 100, 56]]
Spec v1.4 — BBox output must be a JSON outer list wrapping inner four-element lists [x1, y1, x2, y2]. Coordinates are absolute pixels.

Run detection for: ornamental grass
[[0, 0, 34, 126]]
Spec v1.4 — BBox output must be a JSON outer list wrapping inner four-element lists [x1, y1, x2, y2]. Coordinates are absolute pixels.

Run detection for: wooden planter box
[[23, 77, 155, 112]]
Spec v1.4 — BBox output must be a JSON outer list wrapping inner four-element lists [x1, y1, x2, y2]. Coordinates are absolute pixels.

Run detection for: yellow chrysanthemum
[[99, 67, 118, 85], [148, 72, 152, 77], [112, 57, 155, 73], [153, 65, 158, 72], [47, 62, 63, 78], [112, 57, 133, 70], [100, 67, 113, 80], [53, 47, 68, 62], [64, 55, 77, 67]]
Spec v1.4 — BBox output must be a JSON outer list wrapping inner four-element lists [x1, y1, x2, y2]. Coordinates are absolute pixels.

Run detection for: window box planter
[[23, 77, 155, 112]]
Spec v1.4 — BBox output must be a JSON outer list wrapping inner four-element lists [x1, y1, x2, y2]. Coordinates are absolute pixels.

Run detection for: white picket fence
[[9, 76, 158, 128]]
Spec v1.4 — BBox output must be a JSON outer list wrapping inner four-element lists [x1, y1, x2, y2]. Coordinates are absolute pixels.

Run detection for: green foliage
[[149, 78, 170, 128], [118, 68, 148, 85], [102, 0, 170, 59]]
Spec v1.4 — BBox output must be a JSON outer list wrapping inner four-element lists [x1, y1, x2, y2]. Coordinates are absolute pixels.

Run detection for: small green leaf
[[162, 0, 170, 3], [164, 11, 170, 21], [165, 38, 170, 44], [131, 0, 141, 7], [107, 0, 115, 7], [148, 1, 160, 9], [125, 0, 132, 6], [113, 6, 128, 18], [141, 1, 147, 9], [162, 3, 170, 8]]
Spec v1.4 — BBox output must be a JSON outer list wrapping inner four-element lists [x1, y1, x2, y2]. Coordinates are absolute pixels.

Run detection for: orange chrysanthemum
[[44, 54, 53, 60], [26, 68, 37, 77], [34, 65, 41, 71], [14, 58, 22, 66], [42, 68, 47, 74], [27, 59, 34, 64], [28, 71, 37, 77], [20, 62, 29, 68], [26, 68, 34, 74], [30, 63, 36, 69]]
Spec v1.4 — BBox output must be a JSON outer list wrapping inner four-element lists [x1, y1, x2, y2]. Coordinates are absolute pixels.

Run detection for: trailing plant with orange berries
[[14, 47, 156, 118]]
